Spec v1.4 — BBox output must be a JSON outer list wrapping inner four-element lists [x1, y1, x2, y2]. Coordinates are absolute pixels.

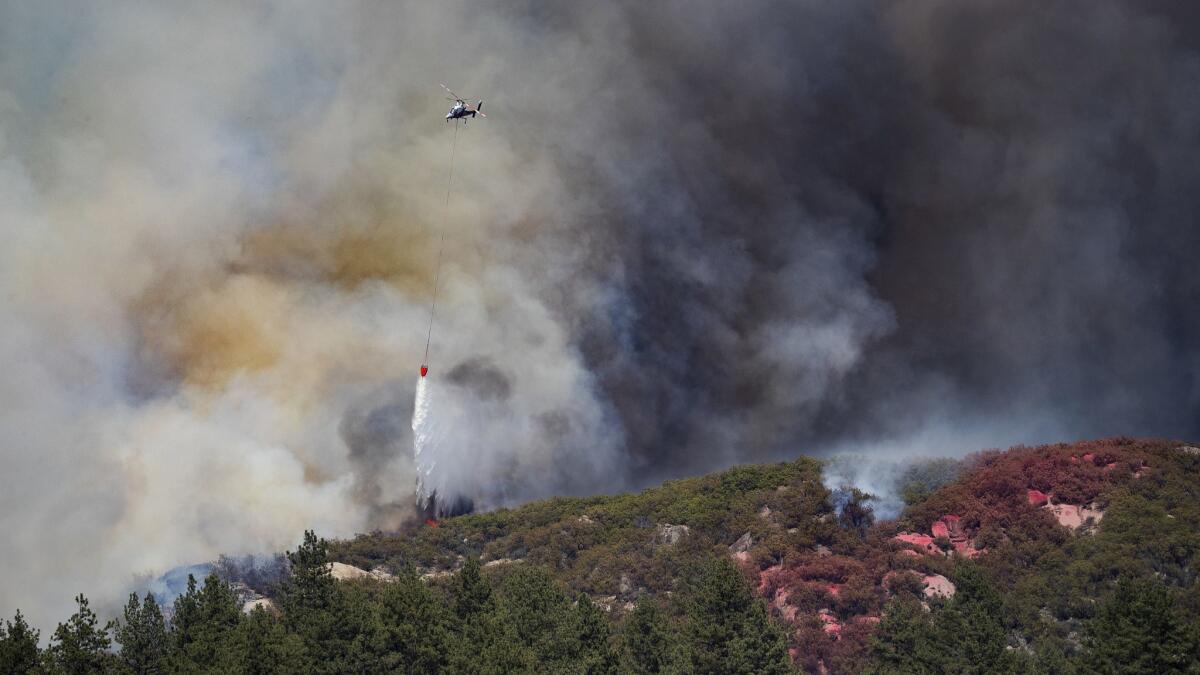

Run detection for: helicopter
[[441, 83, 485, 123]]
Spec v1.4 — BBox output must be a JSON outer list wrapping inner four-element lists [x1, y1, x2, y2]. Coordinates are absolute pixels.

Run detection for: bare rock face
[[1178, 446, 1200, 455], [730, 531, 754, 554], [655, 523, 691, 545]]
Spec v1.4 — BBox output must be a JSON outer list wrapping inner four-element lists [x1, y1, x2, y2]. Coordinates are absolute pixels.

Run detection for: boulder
[[329, 562, 395, 582], [922, 574, 956, 599], [730, 531, 754, 554], [329, 562, 372, 581]]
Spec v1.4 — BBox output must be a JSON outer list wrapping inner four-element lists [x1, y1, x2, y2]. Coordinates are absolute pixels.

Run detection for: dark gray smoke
[[2, 0, 1198, 628], [532, 0, 1200, 483]]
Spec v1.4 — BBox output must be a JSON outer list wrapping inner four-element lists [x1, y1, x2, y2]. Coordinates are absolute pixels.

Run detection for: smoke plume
[[2, 0, 1199, 629]]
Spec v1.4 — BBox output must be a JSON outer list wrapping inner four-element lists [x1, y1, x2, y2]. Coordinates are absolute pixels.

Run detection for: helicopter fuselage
[[445, 99, 483, 122], [446, 104, 475, 120]]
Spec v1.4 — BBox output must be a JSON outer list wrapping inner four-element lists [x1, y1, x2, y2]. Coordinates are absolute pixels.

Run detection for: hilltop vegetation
[[2, 438, 1199, 673]]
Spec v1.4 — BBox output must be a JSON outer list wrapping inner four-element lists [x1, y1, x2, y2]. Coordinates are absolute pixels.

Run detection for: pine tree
[[280, 531, 377, 673], [685, 558, 791, 675], [930, 562, 1017, 674], [865, 595, 939, 675], [281, 531, 337, 626], [170, 574, 202, 654], [374, 566, 454, 673], [451, 556, 494, 620], [231, 606, 306, 674], [1083, 577, 1198, 674], [447, 558, 534, 673], [625, 598, 676, 674], [46, 594, 113, 674], [114, 592, 168, 674], [0, 609, 42, 674], [497, 565, 573, 664], [575, 594, 620, 675], [169, 573, 242, 671]]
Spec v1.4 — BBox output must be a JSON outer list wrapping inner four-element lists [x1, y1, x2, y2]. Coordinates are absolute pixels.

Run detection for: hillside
[[4, 437, 1199, 673]]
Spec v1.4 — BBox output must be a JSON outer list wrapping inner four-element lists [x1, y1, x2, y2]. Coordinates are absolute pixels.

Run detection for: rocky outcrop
[[329, 562, 396, 582], [655, 523, 691, 545], [1028, 490, 1106, 530], [242, 598, 276, 614], [1046, 503, 1104, 530], [894, 514, 985, 558], [231, 581, 275, 615], [894, 532, 940, 555], [817, 608, 841, 637]]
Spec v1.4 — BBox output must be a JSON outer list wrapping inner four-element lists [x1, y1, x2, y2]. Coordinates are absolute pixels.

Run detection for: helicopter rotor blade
[[440, 83, 463, 101]]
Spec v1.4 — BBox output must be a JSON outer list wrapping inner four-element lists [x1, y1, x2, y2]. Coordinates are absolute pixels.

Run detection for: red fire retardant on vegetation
[[894, 514, 985, 558], [736, 439, 1159, 672]]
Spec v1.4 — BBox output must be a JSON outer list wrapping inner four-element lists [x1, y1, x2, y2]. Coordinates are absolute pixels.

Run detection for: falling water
[[412, 376, 435, 511]]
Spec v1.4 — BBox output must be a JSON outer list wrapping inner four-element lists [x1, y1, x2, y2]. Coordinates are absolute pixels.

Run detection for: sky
[[1, 0, 1198, 629]]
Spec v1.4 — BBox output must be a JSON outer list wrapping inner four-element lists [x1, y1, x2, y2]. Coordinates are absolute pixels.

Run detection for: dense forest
[[3, 438, 1199, 673]]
